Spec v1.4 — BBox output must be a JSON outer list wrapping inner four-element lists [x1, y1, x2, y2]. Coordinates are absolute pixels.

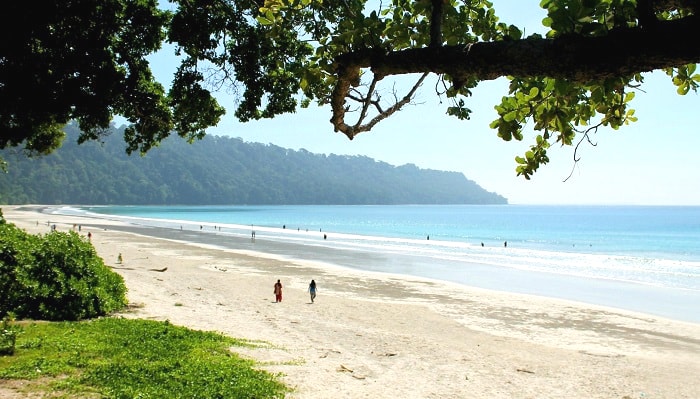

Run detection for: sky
[[148, 1, 700, 206]]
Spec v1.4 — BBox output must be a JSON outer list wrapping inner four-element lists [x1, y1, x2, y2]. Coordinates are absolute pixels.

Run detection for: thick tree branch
[[339, 16, 700, 81], [330, 15, 699, 137]]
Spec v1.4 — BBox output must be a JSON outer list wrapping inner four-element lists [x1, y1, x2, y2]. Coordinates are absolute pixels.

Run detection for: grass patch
[[0, 318, 288, 398]]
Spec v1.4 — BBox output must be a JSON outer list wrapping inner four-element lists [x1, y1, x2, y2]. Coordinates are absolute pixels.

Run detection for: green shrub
[[0, 315, 21, 355], [0, 222, 127, 321], [0, 223, 39, 318]]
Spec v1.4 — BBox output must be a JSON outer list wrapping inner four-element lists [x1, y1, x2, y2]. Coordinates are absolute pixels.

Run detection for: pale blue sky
[[149, 1, 700, 205]]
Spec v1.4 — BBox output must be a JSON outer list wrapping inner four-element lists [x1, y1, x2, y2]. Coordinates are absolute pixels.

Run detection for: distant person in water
[[308, 280, 317, 303], [504, 241, 507, 247], [274, 279, 283, 303]]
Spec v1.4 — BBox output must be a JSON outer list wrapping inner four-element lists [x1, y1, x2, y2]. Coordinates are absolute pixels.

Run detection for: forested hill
[[0, 124, 507, 205]]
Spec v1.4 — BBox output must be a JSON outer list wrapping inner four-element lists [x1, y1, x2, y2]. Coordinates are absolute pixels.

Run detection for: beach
[[3, 205, 700, 398]]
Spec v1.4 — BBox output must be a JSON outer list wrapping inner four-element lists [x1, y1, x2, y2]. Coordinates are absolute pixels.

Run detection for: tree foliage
[[0, 216, 128, 321], [1, 0, 698, 177], [0, 0, 224, 157]]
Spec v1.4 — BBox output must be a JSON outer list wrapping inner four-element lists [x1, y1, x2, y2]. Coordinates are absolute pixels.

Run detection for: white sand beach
[[3, 206, 700, 398]]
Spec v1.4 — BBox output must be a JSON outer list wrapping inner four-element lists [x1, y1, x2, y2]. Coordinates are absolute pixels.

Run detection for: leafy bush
[[0, 315, 21, 355], [0, 218, 127, 321], [0, 221, 39, 317]]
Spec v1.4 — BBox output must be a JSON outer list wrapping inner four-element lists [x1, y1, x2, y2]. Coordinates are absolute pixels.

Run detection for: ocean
[[52, 205, 700, 323]]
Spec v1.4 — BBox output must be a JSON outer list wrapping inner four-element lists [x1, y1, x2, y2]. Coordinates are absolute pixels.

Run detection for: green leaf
[[256, 16, 274, 26], [503, 110, 517, 122], [507, 25, 523, 40]]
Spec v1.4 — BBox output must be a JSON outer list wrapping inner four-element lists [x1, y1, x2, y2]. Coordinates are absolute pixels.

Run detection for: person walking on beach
[[274, 279, 283, 302], [308, 280, 317, 303]]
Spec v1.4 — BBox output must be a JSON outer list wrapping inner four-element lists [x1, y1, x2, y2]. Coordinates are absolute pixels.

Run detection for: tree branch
[[563, 124, 601, 183], [430, 0, 444, 48], [337, 16, 699, 81], [331, 72, 428, 138], [357, 76, 380, 125], [330, 15, 699, 135], [359, 73, 429, 134], [653, 0, 699, 13], [637, 0, 658, 28]]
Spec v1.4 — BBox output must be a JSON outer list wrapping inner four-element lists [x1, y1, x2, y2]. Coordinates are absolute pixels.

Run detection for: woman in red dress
[[274, 279, 283, 302]]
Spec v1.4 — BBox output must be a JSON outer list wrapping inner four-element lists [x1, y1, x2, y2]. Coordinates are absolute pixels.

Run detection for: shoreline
[[31, 205, 700, 323], [3, 205, 700, 398]]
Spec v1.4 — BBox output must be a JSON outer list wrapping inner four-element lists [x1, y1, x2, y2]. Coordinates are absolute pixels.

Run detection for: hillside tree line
[[0, 124, 506, 205]]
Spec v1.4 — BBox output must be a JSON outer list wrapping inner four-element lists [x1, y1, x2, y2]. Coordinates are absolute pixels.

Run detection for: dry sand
[[3, 206, 700, 398]]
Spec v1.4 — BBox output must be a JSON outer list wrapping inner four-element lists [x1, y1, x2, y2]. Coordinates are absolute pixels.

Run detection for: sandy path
[[3, 206, 700, 398]]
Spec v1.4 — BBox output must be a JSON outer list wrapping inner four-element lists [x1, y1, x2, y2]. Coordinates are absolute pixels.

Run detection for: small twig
[[563, 123, 601, 182]]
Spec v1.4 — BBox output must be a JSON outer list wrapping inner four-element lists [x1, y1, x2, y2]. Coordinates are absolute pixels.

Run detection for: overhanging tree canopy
[[1, 0, 698, 177]]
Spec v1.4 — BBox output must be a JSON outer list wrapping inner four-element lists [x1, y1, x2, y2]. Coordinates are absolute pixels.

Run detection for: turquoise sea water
[[55, 205, 700, 322]]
